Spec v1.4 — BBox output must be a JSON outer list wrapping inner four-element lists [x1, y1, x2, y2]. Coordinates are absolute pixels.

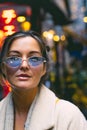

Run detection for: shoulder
[[41, 86, 87, 129], [41, 86, 80, 112], [55, 99, 87, 129], [41, 85, 80, 112], [41, 85, 85, 118], [55, 99, 81, 116], [0, 93, 12, 110]]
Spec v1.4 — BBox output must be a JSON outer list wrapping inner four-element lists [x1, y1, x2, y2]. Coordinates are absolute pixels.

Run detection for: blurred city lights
[[2, 9, 16, 24], [21, 21, 31, 31], [60, 35, 66, 41], [17, 16, 26, 23], [53, 35, 60, 42], [0, 30, 4, 38], [4, 25, 15, 36], [83, 16, 87, 23]]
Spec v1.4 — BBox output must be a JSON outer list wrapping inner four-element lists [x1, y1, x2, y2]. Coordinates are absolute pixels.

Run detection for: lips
[[17, 74, 30, 77], [16, 74, 31, 80]]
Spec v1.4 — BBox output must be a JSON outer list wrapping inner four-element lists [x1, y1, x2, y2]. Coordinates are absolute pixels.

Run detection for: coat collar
[[26, 85, 56, 130]]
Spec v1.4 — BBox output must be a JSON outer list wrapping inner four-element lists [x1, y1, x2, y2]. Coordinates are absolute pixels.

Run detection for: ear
[[42, 64, 46, 76]]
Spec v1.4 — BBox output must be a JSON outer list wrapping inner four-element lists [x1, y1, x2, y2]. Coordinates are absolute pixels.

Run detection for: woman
[[0, 30, 87, 130]]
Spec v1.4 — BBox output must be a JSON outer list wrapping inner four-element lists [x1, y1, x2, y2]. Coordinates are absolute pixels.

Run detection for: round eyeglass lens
[[5, 57, 22, 67], [29, 57, 44, 66]]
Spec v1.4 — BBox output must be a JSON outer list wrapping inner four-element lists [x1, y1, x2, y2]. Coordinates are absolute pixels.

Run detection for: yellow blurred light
[[42, 30, 54, 39], [53, 35, 60, 42], [49, 30, 55, 35], [0, 30, 5, 48], [4, 25, 15, 36], [17, 16, 26, 23], [0, 30, 4, 38], [2, 9, 16, 24], [42, 31, 48, 38], [83, 16, 87, 23], [21, 21, 31, 31], [60, 35, 66, 41]]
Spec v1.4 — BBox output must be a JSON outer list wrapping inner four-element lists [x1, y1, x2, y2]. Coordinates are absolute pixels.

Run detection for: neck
[[12, 87, 39, 114]]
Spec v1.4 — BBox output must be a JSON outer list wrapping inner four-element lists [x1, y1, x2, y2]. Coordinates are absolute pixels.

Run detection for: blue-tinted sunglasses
[[3, 56, 46, 68]]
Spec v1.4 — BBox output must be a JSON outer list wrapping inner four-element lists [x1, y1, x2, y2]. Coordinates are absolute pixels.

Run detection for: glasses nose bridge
[[21, 58, 29, 66]]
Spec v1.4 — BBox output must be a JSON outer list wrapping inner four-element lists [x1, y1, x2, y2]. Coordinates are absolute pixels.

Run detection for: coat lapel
[[28, 85, 56, 130]]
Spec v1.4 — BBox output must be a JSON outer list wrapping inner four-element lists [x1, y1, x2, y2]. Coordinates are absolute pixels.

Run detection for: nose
[[20, 59, 30, 70]]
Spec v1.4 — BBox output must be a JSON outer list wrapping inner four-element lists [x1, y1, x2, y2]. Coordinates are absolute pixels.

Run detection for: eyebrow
[[8, 50, 41, 55]]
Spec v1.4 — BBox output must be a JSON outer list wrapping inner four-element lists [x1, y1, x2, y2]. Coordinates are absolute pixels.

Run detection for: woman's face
[[4, 36, 46, 91]]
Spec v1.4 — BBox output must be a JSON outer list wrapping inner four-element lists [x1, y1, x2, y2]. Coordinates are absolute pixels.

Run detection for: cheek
[[6, 67, 17, 80], [33, 66, 45, 80]]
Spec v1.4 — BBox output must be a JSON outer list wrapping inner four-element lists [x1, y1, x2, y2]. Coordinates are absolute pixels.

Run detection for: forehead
[[9, 36, 41, 52]]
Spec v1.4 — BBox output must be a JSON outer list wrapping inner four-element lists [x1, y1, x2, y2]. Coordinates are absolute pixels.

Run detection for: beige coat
[[0, 85, 87, 130]]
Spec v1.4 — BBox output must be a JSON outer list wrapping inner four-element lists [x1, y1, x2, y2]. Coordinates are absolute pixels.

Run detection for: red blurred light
[[4, 25, 16, 36], [1, 9, 17, 24]]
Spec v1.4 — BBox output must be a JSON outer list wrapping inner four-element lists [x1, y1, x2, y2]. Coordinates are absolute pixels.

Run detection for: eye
[[8, 57, 19, 61], [5, 57, 20, 64], [29, 57, 42, 62], [4, 56, 21, 67]]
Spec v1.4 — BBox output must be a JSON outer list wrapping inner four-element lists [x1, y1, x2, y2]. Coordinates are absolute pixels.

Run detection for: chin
[[12, 84, 35, 90]]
